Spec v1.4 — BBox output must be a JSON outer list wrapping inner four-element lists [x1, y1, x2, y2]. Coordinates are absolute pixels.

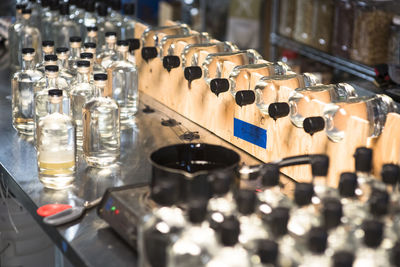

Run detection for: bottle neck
[[48, 97, 63, 114], [77, 69, 90, 83], [106, 41, 116, 51], [94, 82, 106, 97], [70, 47, 81, 58], [22, 59, 35, 70], [117, 50, 127, 61], [58, 58, 69, 69], [46, 74, 59, 88]]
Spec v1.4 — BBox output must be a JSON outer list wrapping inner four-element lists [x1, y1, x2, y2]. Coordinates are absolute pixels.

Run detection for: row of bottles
[[10, 1, 140, 189], [138, 147, 400, 267]]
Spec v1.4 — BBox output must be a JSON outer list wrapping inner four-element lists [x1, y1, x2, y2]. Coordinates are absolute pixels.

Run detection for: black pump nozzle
[[235, 90, 255, 107], [163, 55, 180, 72], [311, 154, 329, 177], [210, 78, 230, 97], [127, 39, 140, 52], [184, 66, 202, 83], [303, 116, 325, 136], [141, 47, 158, 62], [268, 207, 290, 237], [268, 102, 290, 121], [354, 147, 373, 173]]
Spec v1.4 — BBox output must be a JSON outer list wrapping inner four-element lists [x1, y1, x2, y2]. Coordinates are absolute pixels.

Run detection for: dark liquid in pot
[[163, 160, 228, 173]]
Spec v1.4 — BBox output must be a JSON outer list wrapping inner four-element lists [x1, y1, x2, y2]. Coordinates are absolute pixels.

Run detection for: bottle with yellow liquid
[[37, 89, 76, 189]]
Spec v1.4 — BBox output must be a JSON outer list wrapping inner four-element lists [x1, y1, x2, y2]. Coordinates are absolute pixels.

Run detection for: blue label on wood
[[233, 118, 267, 149]]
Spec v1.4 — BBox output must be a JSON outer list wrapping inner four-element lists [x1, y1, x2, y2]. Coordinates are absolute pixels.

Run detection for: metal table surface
[[0, 63, 261, 266]]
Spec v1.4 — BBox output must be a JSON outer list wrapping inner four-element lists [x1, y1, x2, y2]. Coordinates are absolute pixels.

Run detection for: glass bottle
[[80, 51, 105, 77], [167, 198, 219, 267], [12, 48, 43, 135], [96, 3, 118, 51], [37, 54, 58, 74], [332, 0, 355, 58], [85, 26, 99, 50], [39, 0, 50, 31], [37, 89, 75, 189], [70, 0, 85, 26], [67, 36, 82, 75], [16, 9, 43, 70], [83, 73, 120, 167], [52, 3, 80, 48], [254, 73, 319, 114], [311, 154, 338, 203], [301, 227, 330, 266], [138, 179, 185, 267], [289, 83, 357, 128], [35, 40, 55, 71], [70, 60, 95, 149], [69, 0, 78, 15], [8, 3, 27, 71], [55, 47, 75, 83], [229, 62, 291, 97], [202, 50, 263, 85], [82, 0, 96, 39], [279, 0, 296, 38], [323, 94, 398, 142], [108, 0, 123, 26], [27, 0, 41, 30], [41, 0, 59, 42], [117, 3, 136, 40], [107, 40, 138, 124], [97, 32, 117, 68]]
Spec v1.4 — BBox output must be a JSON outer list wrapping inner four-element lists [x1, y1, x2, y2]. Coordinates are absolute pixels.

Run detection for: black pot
[[149, 143, 240, 202]]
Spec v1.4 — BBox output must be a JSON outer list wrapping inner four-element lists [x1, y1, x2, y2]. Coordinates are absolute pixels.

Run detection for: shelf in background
[[270, 33, 376, 82]]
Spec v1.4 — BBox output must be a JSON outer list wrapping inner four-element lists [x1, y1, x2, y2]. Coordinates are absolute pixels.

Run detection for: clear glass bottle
[[39, 0, 50, 31], [82, 43, 103, 70], [12, 48, 43, 135], [202, 50, 263, 85], [96, 3, 118, 51], [254, 73, 319, 114], [138, 179, 185, 267], [70, 0, 85, 26], [109, 0, 123, 26], [15, 9, 43, 70], [301, 227, 330, 267], [97, 32, 117, 69], [8, 3, 27, 71], [27, 0, 41, 30], [167, 198, 219, 267], [279, 0, 296, 38], [37, 89, 75, 189], [52, 3, 80, 48], [41, 0, 59, 42], [35, 40, 55, 70], [69, 60, 95, 149], [80, 51, 105, 77], [82, 0, 97, 39], [323, 94, 398, 142], [117, 3, 136, 40], [107, 40, 138, 124], [83, 73, 120, 167], [289, 83, 357, 128], [311, 154, 338, 203], [55, 47, 75, 83], [67, 36, 82, 75], [229, 62, 291, 97]]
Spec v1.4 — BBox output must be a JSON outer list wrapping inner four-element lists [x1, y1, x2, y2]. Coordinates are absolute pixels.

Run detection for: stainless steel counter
[[0, 64, 261, 266]]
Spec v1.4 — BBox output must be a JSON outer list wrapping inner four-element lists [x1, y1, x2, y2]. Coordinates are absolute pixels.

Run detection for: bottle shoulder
[[39, 113, 74, 128], [84, 96, 119, 110]]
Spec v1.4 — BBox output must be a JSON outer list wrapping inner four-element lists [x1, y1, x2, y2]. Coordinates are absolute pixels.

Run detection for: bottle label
[[233, 118, 267, 148]]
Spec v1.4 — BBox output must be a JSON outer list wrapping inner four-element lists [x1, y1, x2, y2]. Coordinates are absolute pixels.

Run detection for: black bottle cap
[[163, 55, 180, 72], [257, 239, 278, 265], [141, 47, 158, 61], [294, 182, 314, 207], [97, 3, 107, 16], [210, 78, 229, 96], [117, 40, 129, 47], [105, 31, 117, 37], [236, 189, 256, 215], [308, 227, 328, 254], [49, 0, 59, 10], [85, 0, 95, 12], [94, 73, 107, 81], [45, 65, 59, 72], [42, 40, 55, 47], [188, 197, 208, 224], [184, 66, 202, 81], [123, 3, 135, 15], [41, 0, 49, 8], [16, 4, 27, 10], [381, 163, 400, 186], [261, 163, 280, 187], [339, 172, 358, 197], [22, 8, 32, 14], [268, 102, 290, 120], [354, 147, 373, 173], [86, 26, 98, 32], [303, 116, 325, 136], [56, 47, 69, 54], [369, 189, 389, 217], [48, 89, 63, 97], [269, 207, 289, 237], [128, 39, 140, 52], [362, 219, 383, 248], [59, 3, 70, 15], [22, 48, 35, 54], [69, 36, 82, 43], [111, 0, 121, 11], [391, 242, 400, 267], [151, 179, 180, 206], [209, 171, 232, 196], [220, 216, 240, 246], [83, 42, 96, 49], [235, 90, 255, 107], [333, 251, 355, 267], [311, 154, 329, 177], [80, 52, 93, 59], [44, 54, 57, 61], [77, 60, 90, 67], [322, 198, 342, 230]]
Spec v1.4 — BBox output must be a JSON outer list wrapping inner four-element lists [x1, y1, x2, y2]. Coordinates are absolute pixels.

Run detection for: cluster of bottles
[[9, 0, 139, 189], [138, 147, 400, 267]]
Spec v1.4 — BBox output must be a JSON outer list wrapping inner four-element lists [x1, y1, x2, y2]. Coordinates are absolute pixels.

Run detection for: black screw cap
[[322, 197, 342, 230], [220, 216, 240, 246], [44, 54, 57, 61], [21, 48, 35, 54], [311, 154, 329, 177], [236, 189, 256, 215], [339, 172, 358, 198], [117, 40, 129, 47], [268, 207, 289, 237], [59, 3, 70, 15], [257, 239, 278, 265], [42, 40, 54, 47], [16, 4, 27, 10], [261, 163, 280, 187], [77, 60, 90, 68], [333, 251, 355, 267], [97, 3, 108, 16], [48, 89, 62, 96], [22, 8, 32, 14], [128, 39, 140, 52], [369, 189, 389, 217], [86, 26, 98, 32], [307, 227, 328, 254], [210, 78, 229, 96], [123, 3, 135, 15], [188, 197, 208, 224], [83, 42, 96, 49], [69, 36, 82, 43], [381, 163, 400, 186], [45, 65, 59, 72], [56, 47, 69, 54], [303, 116, 325, 136], [163, 55, 180, 72], [354, 147, 373, 173], [235, 90, 255, 107], [94, 73, 107, 81], [151, 179, 180, 207], [141, 47, 158, 61], [268, 102, 290, 120], [80, 52, 93, 59], [105, 31, 117, 37], [294, 182, 314, 207], [362, 219, 383, 248], [184, 66, 202, 82], [209, 171, 232, 196]]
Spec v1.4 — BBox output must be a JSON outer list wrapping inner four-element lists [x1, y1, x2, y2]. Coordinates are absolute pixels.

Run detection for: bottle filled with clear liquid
[[56, 47, 75, 83], [52, 3, 80, 48], [9, 4, 27, 71], [96, 3, 118, 51], [117, 3, 136, 40], [37, 89, 75, 189], [68, 36, 82, 75], [81, 44, 106, 75], [83, 73, 120, 167], [98, 32, 117, 69], [12, 48, 43, 135], [35, 40, 55, 72], [41, 0, 59, 42]]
